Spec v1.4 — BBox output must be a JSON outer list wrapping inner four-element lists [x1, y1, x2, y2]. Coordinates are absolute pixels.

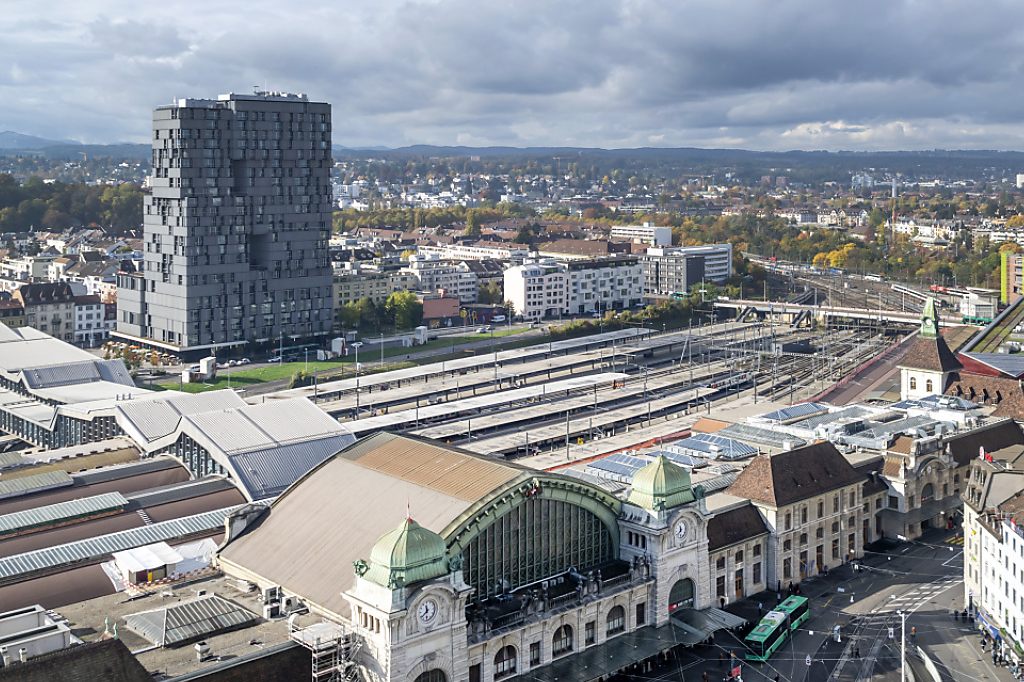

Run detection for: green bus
[[744, 611, 789, 661], [775, 595, 810, 629], [744, 597, 810, 662]]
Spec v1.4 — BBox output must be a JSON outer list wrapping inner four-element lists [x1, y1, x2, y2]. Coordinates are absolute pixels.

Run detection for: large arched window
[[494, 646, 517, 679], [606, 605, 625, 636], [552, 624, 574, 657], [415, 671, 447, 682], [922, 483, 935, 503], [668, 578, 695, 612], [461, 497, 615, 599]]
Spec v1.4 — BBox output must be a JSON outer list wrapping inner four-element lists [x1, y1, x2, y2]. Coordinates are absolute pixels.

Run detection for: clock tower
[[620, 456, 712, 626], [345, 516, 472, 682]]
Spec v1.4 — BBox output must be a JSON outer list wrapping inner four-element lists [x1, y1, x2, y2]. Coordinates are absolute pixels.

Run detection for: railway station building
[[218, 433, 747, 682]]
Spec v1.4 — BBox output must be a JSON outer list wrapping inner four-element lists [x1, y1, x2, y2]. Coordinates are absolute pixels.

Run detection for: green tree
[[463, 209, 481, 237], [384, 291, 423, 330]]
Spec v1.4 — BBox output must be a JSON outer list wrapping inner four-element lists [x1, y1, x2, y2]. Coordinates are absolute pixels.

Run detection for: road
[[624, 529, 1014, 682]]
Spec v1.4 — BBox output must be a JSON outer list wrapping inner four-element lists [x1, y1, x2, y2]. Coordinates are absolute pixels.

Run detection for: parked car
[[239, 358, 252, 365], [477, 327, 488, 334], [267, 356, 283, 363]]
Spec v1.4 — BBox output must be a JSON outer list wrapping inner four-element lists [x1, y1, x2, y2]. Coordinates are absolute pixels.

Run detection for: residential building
[[610, 223, 673, 247], [0, 254, 57, 282], [1001, 251, 1024, 304], [404, 255, 479, 303], [726, 442, 867, 589], [13, 282, 76, 343], [643, 244, 732, 296], [0, 300, 25, 328], [503, 260, 568, 320], [218, 437, 739, 682], [417, 242, 530, 264], [115, 91, 333, 356], [962, 420, 1024, 662], [73, 294, 111, 347], [334, 265, 418, 307], [565, 256, 644, 315]]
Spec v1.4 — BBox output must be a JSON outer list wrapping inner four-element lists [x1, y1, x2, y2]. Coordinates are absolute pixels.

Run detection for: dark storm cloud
[[3, 0, 1024, 149]]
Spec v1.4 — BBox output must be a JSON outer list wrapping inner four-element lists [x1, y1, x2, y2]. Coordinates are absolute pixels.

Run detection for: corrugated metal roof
[[186, 398, 348, 455], [227, 434, 355, 500], [346, 434, 521, 501], [125, 595, 258, 647], [0, 333, 96, 377], [0, 491, 128, 535], [0, 470, 74, 500], [116, 391, 248, 442], [0, 452, 24, 470], [0, 505, 239, 580]]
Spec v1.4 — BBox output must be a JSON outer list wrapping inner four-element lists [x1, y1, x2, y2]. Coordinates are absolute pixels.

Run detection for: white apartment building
[[73, 294, 113, 347], [505, 257, 644, 320], [963, 425, 1024, 666], [404, 255, 479, 303], [565, 257, 644, 315], [610, 223, 673, 247], [417, 243, 530, 264], [504, 261, 568, 320]]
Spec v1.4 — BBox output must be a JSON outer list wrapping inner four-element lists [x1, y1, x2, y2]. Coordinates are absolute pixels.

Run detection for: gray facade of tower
[[115, 92, 333, 353]]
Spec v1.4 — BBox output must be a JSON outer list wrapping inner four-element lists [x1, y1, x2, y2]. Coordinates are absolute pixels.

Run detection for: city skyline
[[4, 0, 1024, 151]]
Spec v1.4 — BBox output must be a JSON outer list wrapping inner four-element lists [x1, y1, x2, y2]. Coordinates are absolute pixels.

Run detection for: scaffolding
[[289, 618, 363, 682]]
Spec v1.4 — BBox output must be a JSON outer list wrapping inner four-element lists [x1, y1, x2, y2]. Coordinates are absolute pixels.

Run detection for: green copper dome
[[627, 455, 694, 511], [356, 517, 449, 588]]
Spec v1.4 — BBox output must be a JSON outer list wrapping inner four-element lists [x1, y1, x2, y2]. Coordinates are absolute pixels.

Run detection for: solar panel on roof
[[757, 402, 830, 422], [662, 451, 708, 468], [719, 423, 803, 449]]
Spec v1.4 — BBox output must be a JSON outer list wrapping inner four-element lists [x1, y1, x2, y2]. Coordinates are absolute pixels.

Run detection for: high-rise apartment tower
[[115, 91, 333, 354]]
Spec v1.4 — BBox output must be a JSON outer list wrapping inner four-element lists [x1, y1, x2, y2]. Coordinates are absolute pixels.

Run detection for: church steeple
[[920, 297, 939, 339]]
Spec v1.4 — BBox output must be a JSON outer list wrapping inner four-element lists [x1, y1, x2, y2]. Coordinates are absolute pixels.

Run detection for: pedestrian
[[776, 591, 782, 603], [758, 601, 763, 615], [855, 645, 860, 658], [703, 673, 709, 682], [719, 652, 725, 667], [910, 626, 916, 639]]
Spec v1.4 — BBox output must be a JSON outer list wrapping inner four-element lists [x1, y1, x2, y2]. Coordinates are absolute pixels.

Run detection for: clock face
[[417, 598, 438, 624], [674, 522, 687, 540]]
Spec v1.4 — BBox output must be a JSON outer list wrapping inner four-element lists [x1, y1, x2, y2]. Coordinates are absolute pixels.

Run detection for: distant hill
[[0, 131, 79, 150]]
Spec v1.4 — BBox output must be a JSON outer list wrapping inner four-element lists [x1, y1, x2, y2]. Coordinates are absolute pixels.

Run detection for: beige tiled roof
[[219, 433, 526, 617]]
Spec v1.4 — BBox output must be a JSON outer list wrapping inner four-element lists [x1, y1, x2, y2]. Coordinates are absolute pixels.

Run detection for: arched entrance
[[668, 578, 695, 613], [414, 671, 447, 682]]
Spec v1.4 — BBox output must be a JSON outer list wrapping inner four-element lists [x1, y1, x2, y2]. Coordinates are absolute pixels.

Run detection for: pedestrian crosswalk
[[886, 577, 962, 612], [946, 535, 964, 546]]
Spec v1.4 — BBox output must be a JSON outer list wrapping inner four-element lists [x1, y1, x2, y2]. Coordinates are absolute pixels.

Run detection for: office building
[[643, 244, 732, 296], [115, 91, 333, 356], [610, 223, 673, 247]]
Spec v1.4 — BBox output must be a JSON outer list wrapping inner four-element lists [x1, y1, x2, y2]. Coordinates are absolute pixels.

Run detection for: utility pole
[[565, 410, 570, 461], [900, 610, 907, 682]]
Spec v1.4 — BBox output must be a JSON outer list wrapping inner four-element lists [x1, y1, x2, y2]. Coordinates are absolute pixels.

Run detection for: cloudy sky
[[3, 0, 1024, 150]]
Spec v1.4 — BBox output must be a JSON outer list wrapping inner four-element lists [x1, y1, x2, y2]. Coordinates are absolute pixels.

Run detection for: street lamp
[[351, 341, 363, 415]]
